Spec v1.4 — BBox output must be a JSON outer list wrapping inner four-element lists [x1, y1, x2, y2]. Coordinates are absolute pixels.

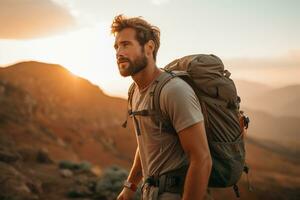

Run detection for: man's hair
[[111, 14, 160, 61]]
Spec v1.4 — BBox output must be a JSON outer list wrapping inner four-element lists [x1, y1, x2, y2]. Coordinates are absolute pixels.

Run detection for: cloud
[[0, 0, 77, 39]]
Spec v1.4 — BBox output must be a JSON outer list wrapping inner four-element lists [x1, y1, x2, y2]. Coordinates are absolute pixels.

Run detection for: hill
[[0, 61, 136, 167], [235, 79, 273, 101], [235, 80, 300, 118]]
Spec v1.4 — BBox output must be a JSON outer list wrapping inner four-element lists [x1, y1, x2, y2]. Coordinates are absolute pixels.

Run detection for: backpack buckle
[[224, 70, 231, 78], [243, 115, 250, 129]]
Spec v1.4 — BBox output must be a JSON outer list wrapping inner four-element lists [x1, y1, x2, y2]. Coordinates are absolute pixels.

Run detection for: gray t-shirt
[[131, 73, 204, 179]]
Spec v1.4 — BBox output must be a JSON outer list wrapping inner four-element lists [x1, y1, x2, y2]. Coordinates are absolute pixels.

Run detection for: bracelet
[[124, 180, 137, 192]]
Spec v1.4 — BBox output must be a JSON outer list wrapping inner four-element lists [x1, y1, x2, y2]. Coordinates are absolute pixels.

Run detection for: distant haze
[[224, 51, 300, 88]]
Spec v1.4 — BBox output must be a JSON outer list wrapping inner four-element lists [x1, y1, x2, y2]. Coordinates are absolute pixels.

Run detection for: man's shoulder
[[161, 76, 194, 97], [159, 75, 203, 132]]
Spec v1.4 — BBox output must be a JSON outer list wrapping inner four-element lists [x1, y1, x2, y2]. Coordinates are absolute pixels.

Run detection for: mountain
[[235, 80, 300, 118], [242, 108, 300, 153], [247, 85, 300, 117], [235, 79, 274, 101], [0, 61, 136, 168]]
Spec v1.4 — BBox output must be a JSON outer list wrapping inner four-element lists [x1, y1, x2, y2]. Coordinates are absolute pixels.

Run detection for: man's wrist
[[123, 180, 137, 192]]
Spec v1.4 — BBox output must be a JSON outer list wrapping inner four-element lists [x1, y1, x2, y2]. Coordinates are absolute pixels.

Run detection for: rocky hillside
[[0, 61, 136, 167]]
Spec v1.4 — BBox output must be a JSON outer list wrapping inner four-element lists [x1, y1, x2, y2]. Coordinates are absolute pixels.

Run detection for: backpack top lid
[[165, 54, 224, 78], [165, 54, 238, 105]]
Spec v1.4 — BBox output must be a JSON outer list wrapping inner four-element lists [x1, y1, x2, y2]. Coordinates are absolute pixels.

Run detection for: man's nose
[[115, 46, 124, 59], [116, 51, 125, 61]]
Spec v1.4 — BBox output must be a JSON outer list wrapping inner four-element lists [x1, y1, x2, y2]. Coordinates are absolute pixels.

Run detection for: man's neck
[[132, 64, 162, 91]]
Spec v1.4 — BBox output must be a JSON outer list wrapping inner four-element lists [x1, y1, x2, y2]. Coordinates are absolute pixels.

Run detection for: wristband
[[123, 180, 137, 192]]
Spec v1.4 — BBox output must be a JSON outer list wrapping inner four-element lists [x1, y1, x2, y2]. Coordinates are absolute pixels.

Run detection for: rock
[[26, 180, 43, 195], [57, 138, 67, 147], [67, 185, 93, 198], [59, 160, 92, 172], [0, 149, 21, 163], [17, 147, 35, 162], [36, 148, 53, 164], [60, 169, 73, 178], [91, 165, 102, 176], [59, 160, 76, 170], [0, 162, 39, 200], [75, 175, 90, 184], [0, 161, 23, 177]]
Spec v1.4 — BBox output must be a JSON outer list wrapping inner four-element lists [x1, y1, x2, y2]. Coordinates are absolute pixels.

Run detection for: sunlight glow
[[0, 22, 132, 98]]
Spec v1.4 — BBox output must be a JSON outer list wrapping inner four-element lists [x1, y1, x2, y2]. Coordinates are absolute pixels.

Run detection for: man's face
[[114, 28, 148, 77]]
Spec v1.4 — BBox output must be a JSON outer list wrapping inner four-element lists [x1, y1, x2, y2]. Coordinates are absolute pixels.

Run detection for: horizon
[[1, 59, 299, 99]]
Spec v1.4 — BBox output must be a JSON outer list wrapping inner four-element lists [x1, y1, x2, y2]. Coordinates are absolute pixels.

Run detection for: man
[[111, 15, 212, 200]]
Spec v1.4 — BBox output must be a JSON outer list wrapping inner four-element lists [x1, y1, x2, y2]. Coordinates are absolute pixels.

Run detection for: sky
[[0, 0, 299, 98]]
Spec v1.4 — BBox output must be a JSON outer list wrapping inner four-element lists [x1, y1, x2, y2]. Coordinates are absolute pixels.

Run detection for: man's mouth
[[118, 58, 130, 64], [118, 61, 128, 64]]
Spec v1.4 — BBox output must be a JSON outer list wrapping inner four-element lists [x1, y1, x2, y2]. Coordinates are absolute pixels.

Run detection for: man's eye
[[123, 42, 130, 47]]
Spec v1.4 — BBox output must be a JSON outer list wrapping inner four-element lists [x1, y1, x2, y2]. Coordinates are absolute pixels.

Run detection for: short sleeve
[[159, 77, 204, 133]]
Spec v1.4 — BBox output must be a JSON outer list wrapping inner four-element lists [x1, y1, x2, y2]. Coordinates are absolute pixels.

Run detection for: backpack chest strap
[[129, 109, 156, 116], [128, 109, 157, 136], [122, 71, 181, 134]]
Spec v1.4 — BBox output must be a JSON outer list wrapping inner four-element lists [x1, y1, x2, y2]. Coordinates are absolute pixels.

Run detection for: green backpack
[[123, 54, 250, 197]]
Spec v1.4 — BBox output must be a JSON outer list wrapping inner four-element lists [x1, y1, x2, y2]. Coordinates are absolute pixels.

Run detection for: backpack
[[123, 54, 250, 197]]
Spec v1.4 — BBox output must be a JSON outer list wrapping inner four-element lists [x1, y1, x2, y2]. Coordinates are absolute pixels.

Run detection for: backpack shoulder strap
[[150, 71, 174, 132], [151, 71, 175, 120], [128, 82, 136, 111], [150, 70, 190, 132], [122, 82, 136, 128]]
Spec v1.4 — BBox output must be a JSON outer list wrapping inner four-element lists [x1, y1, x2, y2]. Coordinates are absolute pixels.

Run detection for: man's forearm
[[182, 156, 212, 200], [127, 147, 143, 185]]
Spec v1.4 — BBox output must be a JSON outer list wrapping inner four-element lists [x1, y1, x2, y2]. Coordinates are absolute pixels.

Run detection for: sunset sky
[[0, 0, 299, 98]]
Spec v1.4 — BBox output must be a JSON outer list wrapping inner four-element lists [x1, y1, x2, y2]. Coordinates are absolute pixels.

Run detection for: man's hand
[[117, 147, 143, 200], [117, 187, 135, 200]]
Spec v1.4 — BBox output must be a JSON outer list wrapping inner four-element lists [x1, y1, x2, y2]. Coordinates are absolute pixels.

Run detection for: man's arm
[[178, 121, 212, 200], [127, 147, 143, 185], [117, 147, 143, 200]]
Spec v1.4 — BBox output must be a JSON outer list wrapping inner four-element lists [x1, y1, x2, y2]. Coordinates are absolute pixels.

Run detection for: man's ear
[[144, 40, 155, 58]]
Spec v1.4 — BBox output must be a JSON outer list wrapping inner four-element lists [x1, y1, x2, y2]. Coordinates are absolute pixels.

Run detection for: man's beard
[[118, 53, 148, 77]]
